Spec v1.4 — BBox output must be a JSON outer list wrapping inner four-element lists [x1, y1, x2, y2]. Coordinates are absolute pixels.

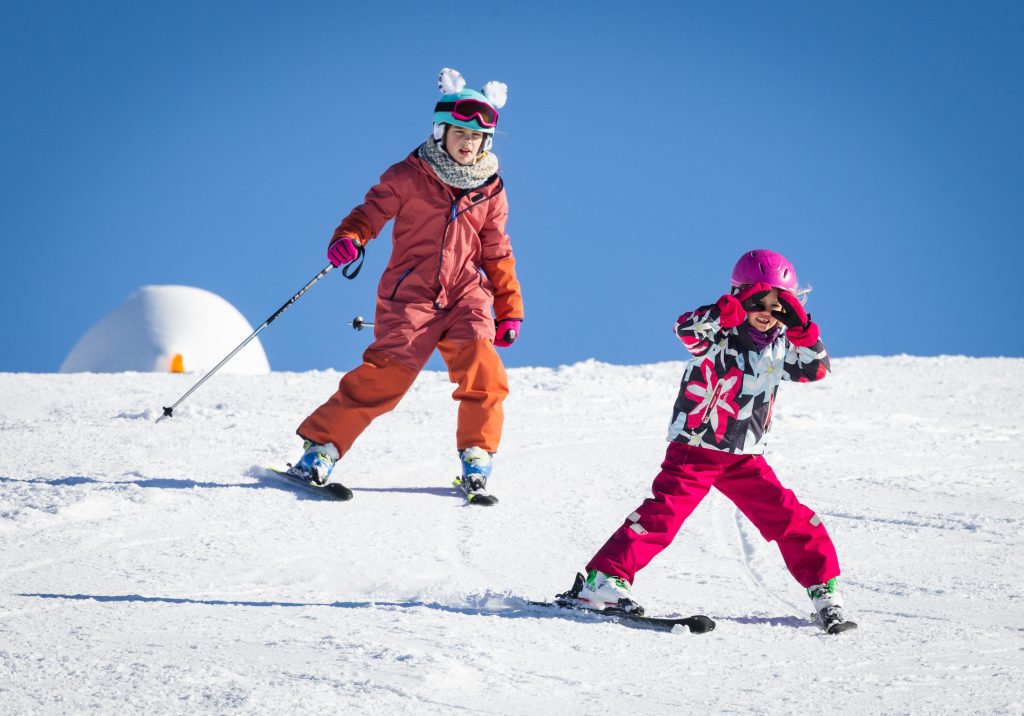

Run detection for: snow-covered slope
[[1, 357, 1021, 714]]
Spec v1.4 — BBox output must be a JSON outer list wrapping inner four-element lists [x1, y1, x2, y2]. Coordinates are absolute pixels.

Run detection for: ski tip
[[826, 620, 858, 635], [686, 615, 717, 633], [453, 476, 498, 505], [325, 483, 355, 501]]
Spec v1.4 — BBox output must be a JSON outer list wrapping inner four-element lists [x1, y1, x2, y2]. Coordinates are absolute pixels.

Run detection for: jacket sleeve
[[479, 184, 524, 320], [782, 335, 831, 383], [675, 303, 728, 357], [331, 164, 405, 247]]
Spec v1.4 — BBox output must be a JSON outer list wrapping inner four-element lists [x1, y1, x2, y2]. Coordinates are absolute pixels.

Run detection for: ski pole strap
[[342, 244, 365, 279]]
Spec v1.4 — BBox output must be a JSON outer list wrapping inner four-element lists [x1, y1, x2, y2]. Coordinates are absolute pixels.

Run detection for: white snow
[[60, 285, 270, 375], [1, 356, 1022, 714]]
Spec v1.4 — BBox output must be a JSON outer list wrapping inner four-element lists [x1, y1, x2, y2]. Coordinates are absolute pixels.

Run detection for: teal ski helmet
[[432, 68, 507, 149], [434, 87, 498, 133]]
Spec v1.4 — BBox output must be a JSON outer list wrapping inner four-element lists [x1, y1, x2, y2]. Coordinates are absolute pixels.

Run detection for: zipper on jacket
[[432, 177, 504, 309], [435, 191, 469, 307]]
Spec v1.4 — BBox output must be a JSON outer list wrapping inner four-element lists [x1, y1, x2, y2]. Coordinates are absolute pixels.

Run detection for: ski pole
[[157, 247, 365, 422]]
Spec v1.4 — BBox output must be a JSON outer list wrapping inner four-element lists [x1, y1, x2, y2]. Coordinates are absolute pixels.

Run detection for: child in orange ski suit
[[290, 68, 522, 501]]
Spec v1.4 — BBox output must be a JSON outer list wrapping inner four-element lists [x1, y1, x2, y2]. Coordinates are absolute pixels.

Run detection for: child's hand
[[494, 319, 521, 347], [735, 282, 773, 312], [774, 291, 821, 346], [327, 236, 360, 267], [772, 290, 809, 329]]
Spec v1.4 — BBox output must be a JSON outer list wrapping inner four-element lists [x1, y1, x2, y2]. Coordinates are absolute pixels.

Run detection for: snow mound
[[60, 285, 270, 374]]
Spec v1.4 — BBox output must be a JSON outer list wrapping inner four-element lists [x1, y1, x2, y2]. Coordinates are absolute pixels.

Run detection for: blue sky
[[2, 1, 1022, 373]]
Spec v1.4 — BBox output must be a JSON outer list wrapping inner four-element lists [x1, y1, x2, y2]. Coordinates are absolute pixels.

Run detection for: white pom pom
[[482, 81, 508, 109], [438, 68, 466, 95]]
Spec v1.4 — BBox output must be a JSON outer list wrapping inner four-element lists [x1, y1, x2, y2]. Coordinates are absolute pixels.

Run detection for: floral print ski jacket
[[667, 300, 830, 455]]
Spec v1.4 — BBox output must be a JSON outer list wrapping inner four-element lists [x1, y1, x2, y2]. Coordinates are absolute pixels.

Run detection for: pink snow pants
[[587, 442, 840, 588]]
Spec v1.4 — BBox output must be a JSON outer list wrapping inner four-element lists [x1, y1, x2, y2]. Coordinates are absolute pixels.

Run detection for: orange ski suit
[[297, 150, 524, 457]]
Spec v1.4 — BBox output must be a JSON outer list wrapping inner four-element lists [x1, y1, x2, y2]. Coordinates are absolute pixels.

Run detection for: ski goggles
[[734, 284, 812, 305], [434, 98, 499, 128]]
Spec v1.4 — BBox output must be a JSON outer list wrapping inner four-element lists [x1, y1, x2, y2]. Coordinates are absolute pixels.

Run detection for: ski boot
[[557, 570, 644, 615], [454, 446, 498, 505], [808, 577, 858, 634], [289, 440, 339, 486]]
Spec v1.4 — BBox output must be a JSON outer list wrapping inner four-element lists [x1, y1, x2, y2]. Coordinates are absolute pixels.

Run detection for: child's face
[[745, 287, 782, 333], [445, 126, 486, 165]]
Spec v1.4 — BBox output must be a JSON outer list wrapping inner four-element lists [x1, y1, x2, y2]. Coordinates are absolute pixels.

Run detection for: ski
[[533, 572, 715, 633], [817, 611, 858, 635], [453, 476, 498, 506], [266, 467, 354, 501], [528, 599, 716, 634], [826, 620, 858, 635], [812, 601, 859, 634]]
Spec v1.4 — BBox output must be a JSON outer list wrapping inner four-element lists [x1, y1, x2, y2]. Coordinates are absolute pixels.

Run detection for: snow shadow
[[17, 593, 690, 632], [715, 615, 809, 629], [351, 486, 461, 498], [245, 467, 464, 499], [18, 592, 543, 616], [0, 474, 255, 490]]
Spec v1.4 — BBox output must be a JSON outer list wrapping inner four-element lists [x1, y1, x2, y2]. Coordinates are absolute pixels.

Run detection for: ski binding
[[453, 476, 498, 506]]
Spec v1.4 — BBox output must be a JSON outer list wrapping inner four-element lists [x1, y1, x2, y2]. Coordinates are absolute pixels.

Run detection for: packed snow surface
[[1, 356, 1021, 714]]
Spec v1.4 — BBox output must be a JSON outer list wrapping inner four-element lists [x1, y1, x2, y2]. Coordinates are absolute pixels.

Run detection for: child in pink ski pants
[[578, 250, 850, 623], [587, 442, 839, 587]]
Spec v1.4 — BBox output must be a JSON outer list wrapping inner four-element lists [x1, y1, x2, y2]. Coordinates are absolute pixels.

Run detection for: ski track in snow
[[0, 357, 1022, 714]]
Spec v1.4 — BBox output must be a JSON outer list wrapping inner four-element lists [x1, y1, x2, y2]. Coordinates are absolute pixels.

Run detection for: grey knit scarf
[[417, 139, 499, 190]]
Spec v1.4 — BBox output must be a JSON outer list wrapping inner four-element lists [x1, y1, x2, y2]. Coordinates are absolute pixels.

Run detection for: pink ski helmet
[[730, 249, 799, 292]]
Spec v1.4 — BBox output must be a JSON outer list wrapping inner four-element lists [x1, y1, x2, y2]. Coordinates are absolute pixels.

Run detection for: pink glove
[[786, 321, 820, 347], [494, 319, 521, 348], [736, 282, 774, 312], [715, 283, 772, 328], [774, 290, 820, 346], [327, 236, 360, 267], [772, 290, 810, 329]]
